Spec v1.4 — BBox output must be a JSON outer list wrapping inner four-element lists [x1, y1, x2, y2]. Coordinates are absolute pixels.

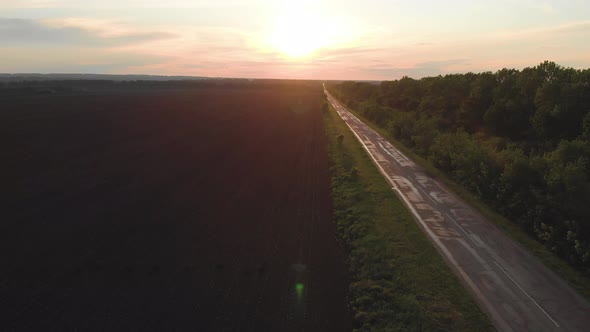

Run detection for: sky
[[1, 0, 589, 80]]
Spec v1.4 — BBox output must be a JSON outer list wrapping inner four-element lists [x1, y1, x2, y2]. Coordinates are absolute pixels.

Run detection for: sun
[[271, 19, 328, 58], [262, 1, 359, 60], [270, 6, 330, 58]]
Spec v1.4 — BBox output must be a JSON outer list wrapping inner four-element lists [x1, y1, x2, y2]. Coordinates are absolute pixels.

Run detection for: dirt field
[[1, 83, 351, 331]]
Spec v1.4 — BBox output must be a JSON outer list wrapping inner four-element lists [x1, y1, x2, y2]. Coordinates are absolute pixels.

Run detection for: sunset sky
[[1, 0, 589, 80]]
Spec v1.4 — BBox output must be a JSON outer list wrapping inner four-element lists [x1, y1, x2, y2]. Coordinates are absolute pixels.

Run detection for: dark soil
[[1, 84, 351, 331]]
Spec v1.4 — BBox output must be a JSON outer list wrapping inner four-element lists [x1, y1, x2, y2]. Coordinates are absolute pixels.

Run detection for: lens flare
[[296, 282, 304, 300]]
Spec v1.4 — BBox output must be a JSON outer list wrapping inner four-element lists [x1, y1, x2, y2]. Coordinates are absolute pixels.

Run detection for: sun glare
[[271, 18, 327, 58], [270, 4, 331, 58]]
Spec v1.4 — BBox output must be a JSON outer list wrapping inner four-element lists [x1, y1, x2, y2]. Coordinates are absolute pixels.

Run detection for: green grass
[[327, 92, 590, 302], [322, 98, 493, 331]]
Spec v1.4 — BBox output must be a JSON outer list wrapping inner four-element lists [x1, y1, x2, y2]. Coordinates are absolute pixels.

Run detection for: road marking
[[420, 187, 438, 206], [493, 261, 560, 327], [377, 141, 415, 168], [457, 238, 487, 265], [445, 212, 481, 248]]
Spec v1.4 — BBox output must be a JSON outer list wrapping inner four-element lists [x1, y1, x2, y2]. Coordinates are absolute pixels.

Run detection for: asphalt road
[[325, 88, 590, 331]]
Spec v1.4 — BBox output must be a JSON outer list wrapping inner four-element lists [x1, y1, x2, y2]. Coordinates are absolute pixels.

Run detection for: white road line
[[377, 142, 399, 159], [445, 212, 481, 248], [419, 187, 438, 206], [493, 261, 560, 327]]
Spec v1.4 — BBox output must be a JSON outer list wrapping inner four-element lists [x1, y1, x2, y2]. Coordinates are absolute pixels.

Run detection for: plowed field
[[1, 84, 351, 331]]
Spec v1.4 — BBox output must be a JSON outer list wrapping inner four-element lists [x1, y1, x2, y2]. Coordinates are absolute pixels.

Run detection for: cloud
[[1, 0, 272, 9], [360, 59, 470, 79], [489, 20, 590, 41], [0, 0, 64, 8], [316, 46, 386, 58], [0, 18, 175, 46], [0, 46, 172, 73]]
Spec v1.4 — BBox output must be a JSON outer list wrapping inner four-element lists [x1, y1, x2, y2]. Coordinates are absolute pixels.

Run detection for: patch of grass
[[328, 93, 590, 301], [322, 98, 493, 331]]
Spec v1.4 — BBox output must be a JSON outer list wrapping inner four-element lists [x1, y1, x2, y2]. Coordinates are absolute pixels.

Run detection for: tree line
[[327, 61, 590, 273]]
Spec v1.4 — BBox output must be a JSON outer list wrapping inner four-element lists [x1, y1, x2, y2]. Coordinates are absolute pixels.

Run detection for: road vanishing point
[[325, 87, 590, 331]]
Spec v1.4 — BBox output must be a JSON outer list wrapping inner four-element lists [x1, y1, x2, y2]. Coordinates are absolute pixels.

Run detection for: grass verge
[[327, 92, 590, 301], [322, 98, 493, 331]]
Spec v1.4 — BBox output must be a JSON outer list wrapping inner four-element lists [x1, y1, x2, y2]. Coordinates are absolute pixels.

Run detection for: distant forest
[[0, 78, 320, 97], [328, 61, 590, 273]]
